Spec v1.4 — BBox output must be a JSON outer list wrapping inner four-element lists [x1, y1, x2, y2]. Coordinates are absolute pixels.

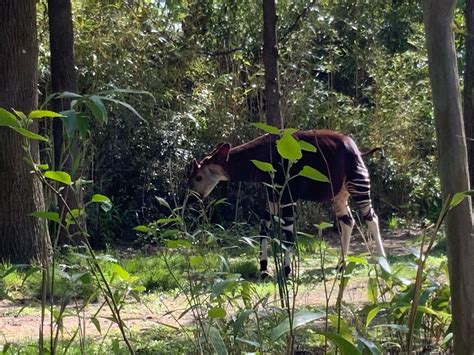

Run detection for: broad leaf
[[28, 110, 65, 119], [208, 306, 226, 318], [357, 336, 381, 355], [90, 194, 111, 203], [276, 132, 302, 160], [208, 326, 228, 355], [85, 95, 107, 124], [299, 166, 329, 182], [314, 222, 333, 230], [166, 239, 192, 249], [0, 108, 20, 127], [133, 225, 152, 233], [11, 127, 48, 142], [250, 159, 275, 173], [252, 122, 280, 134], [271, 311, 325, 341], [30, 211, 61, 224], [44, 171, 72, 185], [299, 140, 317, 152], [61, 110, 77, 139], [111, 263, 130, 280], [317, 331, 361, 355], [366, 306, 382, 327]]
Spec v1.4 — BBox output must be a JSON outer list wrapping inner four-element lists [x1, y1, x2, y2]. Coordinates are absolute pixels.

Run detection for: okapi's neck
[[224, 134, 276, 182]]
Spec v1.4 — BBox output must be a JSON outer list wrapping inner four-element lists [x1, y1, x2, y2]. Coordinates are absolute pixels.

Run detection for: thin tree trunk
[[0, 0, 52, 263], [263, 0, 283, 129], [464, 0, 474, 186], [422, 1, 474, 352]]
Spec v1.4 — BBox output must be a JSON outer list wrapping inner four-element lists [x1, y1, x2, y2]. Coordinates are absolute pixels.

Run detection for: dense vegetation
[[36, 0, 440, 242], [0, 0, 470, 354]]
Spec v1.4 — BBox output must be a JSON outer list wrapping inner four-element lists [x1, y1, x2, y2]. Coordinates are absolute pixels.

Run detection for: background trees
[[0, 0, 51, 263]]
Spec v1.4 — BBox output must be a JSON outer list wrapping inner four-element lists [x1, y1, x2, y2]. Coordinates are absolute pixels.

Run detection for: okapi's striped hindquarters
[[188, 129, 387, 277]]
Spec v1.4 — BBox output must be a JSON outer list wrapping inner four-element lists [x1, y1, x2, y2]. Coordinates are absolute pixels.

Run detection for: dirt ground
[[0, 228, 416, 344]]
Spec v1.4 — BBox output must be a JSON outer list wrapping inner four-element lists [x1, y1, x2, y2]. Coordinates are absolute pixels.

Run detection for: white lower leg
[[367, 216, 386, 257], [339, 220, 354, 257], [260, 238, 268, 263]]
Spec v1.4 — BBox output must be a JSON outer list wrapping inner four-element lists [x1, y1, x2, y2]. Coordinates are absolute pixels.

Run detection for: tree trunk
[[48, 0, 83, 244], [263, 0, 283, 129], [0, 1, 52, 263], [48, 0, 78, 170], [422, 1, 474, 352], [465, 0, 474, 187]]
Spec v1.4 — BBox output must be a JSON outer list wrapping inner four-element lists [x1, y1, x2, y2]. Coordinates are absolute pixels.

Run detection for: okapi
[[188, 129, 386, 277]]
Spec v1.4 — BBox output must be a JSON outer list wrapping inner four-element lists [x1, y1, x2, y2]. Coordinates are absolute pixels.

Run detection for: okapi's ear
[[212, 143, 231, 165], [192, 158, 200, 170]]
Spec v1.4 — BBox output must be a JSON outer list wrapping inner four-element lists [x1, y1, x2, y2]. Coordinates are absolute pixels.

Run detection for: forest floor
[[0, 228, 417, 344]]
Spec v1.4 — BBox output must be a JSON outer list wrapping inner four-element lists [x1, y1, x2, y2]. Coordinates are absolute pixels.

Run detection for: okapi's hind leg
[[259, 209, 271, 279], [346, 176, 387, 258]]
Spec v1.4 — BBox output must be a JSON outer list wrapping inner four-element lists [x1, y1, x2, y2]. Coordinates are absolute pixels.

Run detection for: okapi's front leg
[[333, 189, 355, 264], [259, 209, 271, 278], [259, 201, 296, 278]]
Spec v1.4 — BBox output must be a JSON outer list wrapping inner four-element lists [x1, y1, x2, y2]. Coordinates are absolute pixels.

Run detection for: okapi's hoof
[[335, 260, 346, 273], [260, 270, 271, 280]]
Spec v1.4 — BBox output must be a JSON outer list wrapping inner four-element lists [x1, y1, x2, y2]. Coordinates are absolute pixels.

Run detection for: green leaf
[[368, 277, 378, 303], [76, 113, 90, 139], [156, 197, 171, 210], [90, 194, 111, 203], [61, 110, 77, 139], [111, 263, 130, 280], [314, 222, 333, 230], [85, 95, 107, 124], [276, 132, 302, 160], [208, 306, 226, 319], [133, 225, 152, 233], [366, 306, 382, 327], [357, 336, 381, 355], [299, 140, 317, 152], [91, 317, 101, 334], [12, 109, 27, 120], [44, 171, 72, 185], [0, 108, 20, 127], [190, 255, 205, 268], [35, 163, 50, 170], [299, 166, 330, 182], [233, 309, 253, 338], [57, 91, 83, 99], [10, 127, 48, 142], [166, 239, 192, 249], [250, 159, 275, 173], [97, 95, 146, 123], [252, 122, 280, 134], [271, 311, 325, 341], [157, 217, 181, 224], [317, 331, 361, 355], [28, 110, 65, 119], [449, 190, 474, 209], [208, 326, 228, 355], [30, 211, 61, 224]]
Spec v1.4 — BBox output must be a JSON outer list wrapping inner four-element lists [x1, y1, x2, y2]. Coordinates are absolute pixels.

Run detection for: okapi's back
[[288, 130, 359, 202]]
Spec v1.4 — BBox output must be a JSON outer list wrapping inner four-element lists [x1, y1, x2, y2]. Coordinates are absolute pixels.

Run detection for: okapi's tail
[[361, 147, 385, 159]]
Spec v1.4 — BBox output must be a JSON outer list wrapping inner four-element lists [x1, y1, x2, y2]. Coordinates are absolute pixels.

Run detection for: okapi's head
[[188, 143, 231, 198]]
